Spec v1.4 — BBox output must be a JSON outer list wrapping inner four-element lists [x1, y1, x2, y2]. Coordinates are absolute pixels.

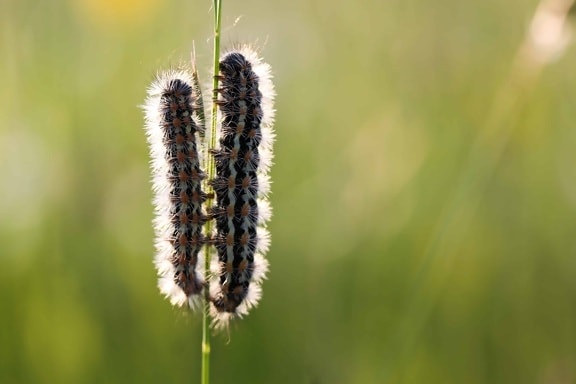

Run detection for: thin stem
[[201, 1, 222, 384]]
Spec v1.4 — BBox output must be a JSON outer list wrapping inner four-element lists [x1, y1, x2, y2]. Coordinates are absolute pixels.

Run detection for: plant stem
[[201, 1, 222, 384]]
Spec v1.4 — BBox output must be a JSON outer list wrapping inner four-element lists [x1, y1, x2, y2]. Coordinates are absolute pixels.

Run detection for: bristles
[[143, 46, 275, 329], [209, 46, 275, 328], [144, 69, 207, 310], [191, 63, 206, 137]]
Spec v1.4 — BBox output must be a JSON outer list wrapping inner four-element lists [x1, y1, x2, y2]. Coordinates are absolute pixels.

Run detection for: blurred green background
[[2, 0, 576, 383]]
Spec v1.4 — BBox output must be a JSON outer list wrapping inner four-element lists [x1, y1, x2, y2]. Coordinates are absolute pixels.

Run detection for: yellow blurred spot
[[72, 0, 162, 29]]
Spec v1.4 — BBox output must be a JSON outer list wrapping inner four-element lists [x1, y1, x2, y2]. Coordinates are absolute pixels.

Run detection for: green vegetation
[[1, 0, 575, 383]]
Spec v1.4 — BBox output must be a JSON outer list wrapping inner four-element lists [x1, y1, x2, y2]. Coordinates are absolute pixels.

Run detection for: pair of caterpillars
[[144, 47, 274, 328]]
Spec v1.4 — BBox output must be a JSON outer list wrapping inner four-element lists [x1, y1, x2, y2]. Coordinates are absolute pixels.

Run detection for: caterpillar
[[144, 70, 207, 310], [209, 46, 275, 327]]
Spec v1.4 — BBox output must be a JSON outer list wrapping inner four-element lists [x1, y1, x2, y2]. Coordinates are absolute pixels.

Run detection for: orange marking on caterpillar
[[238, 258, 249, 273], [179, 170, 190, 182], [240, 202, 250, 218], [230, 147, 239, 161], [241, 176, 250, 189], [178, 233, 188, 247], [240, 232, 249, 246], [180, 190, 189, 204], [243, 150, 253, 163], [236, 121, 245, 134], [177, 151, 186, 163]]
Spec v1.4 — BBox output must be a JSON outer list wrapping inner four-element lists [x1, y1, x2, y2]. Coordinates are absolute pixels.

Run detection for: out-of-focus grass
[[1, 0, 576, 383]]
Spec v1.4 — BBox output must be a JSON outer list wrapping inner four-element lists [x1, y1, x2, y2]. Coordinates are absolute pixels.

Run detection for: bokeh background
[[2, 0, 576, 383]]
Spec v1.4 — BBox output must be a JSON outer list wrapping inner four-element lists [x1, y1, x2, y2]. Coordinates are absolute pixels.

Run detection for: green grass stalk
[[201, 0, 222, 383]]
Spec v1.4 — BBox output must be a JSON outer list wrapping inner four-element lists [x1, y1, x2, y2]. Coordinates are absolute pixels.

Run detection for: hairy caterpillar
[[209, 46, 275, 327], [143, 46, 275, 329], [144, 70, 207, 310]]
